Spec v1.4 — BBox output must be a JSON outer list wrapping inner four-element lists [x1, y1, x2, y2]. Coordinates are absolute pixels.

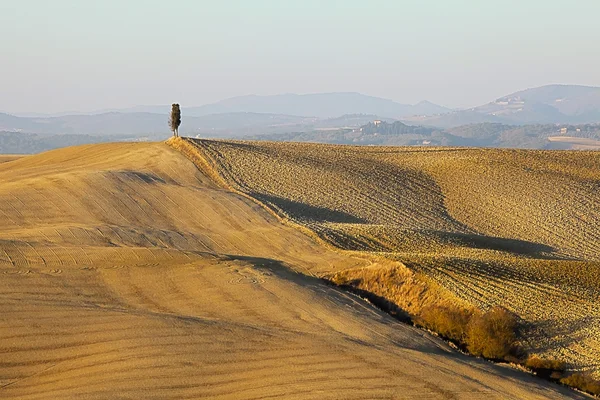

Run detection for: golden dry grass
[[182, 137, 600, 377], [0, 141, 584, 398]]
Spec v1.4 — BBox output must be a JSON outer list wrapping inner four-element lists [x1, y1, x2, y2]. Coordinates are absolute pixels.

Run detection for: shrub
[[560, 373, 600, 396], [525, 356, 566, 379], [416, 305, 472, 343], [466, 306, 519, 360]]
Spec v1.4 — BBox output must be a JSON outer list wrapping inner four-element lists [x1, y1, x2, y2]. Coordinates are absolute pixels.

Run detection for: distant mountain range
[[404, 85, 600, 127], [4, 85, 600, 135], [97, 93, 450, 119], [2, 85, 600, 153], [0, 111, 320, 137]]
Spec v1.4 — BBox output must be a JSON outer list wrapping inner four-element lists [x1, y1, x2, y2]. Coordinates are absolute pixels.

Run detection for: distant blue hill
[[110, 93, 450, 119], [404, 85, 600, 127]]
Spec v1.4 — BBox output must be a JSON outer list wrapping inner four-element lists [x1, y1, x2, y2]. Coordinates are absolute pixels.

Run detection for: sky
[[1, 0, 599, 114]]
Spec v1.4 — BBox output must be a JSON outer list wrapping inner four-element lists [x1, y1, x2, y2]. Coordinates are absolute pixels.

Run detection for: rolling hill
[[99, 93, 450, 119], [180, 138, 600, 379], [501, 85, 600, 117], [0, 140, 588, 399], [405, 85, 600, 127], [251, 121, 600, 150], [0, 131, 140, 154], [473, 85, 600, 124]]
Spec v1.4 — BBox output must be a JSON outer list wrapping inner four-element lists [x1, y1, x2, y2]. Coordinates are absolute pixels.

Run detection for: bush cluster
[[417, 305, 600, 396], [417, 305, 522, 361], [466, 307, 520, 360], [417, 305, 472, 343], [525, 356, 566, 380], [560, 373, 600, 396]]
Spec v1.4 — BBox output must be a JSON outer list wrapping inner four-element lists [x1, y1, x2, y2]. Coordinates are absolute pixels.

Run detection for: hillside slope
[[183, 138, 600, 376], [405, 85, 600, 127], [0, 142, 583, 399], [503, 85, 600, 117]]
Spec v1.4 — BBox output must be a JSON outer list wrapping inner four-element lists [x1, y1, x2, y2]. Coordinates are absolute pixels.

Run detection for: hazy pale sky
[[1, 0, 599, 113]]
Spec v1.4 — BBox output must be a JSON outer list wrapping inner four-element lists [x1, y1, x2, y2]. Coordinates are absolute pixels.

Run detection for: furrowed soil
[[180, 138, 600, 379], [0, 140, 592, 399]]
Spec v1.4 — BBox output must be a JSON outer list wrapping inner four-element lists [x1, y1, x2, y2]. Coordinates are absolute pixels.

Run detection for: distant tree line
[[361, 121, 436, 135]]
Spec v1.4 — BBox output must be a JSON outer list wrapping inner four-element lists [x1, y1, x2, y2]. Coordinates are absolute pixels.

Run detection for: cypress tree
[[169, 104, 181, 137]]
